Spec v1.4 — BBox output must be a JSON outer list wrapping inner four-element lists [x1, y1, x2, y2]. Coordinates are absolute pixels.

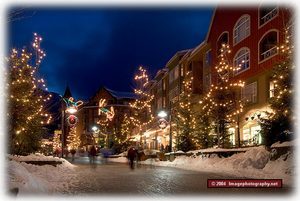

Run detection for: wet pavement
[[64, 157, 292, 197]]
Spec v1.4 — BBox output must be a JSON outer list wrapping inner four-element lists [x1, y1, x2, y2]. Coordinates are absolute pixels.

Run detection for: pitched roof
[[104, 87, 137, 100]]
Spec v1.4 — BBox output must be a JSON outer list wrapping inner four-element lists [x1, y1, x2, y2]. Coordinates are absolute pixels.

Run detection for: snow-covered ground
[[7, 154, 77, 195], [6, 143, 295, 197], [110, 145, 295, 187]]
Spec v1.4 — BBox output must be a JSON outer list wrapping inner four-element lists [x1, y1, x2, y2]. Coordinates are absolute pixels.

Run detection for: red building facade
[[205, 6, 292, 145]]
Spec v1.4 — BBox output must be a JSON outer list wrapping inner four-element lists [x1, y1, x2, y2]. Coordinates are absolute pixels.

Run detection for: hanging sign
[[158, 118, 168, 129]]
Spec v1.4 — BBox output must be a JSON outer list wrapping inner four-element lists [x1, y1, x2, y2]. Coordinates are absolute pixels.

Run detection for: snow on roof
[[104, 87, 137, 100], [271, 140, 295, 148]]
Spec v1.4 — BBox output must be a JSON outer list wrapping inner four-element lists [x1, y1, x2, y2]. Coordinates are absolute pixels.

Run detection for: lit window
[[269, 80, 275, 98], [233, 15, 250, 44], [234, 48, 250, 74], [180, 65, 184, 77], [251, 125, 262, 145], [229, 128, 235, 146], [243, 128, 250, 145], [241, 82, 257, 104]]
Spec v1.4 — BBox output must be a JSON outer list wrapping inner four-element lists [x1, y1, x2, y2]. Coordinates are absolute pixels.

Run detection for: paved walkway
[[63, 157, 291, 197]]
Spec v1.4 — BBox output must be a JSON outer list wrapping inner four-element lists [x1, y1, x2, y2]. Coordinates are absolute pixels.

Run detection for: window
[[251, 125, 262, 145], [162, 79, 166, 90], [169, 66, 179, 84], [180, 65, 184, 77], [204, 49, 212, 68], [162, 96, 166, 108], [169, 86, 179, 103], [187, 63, 192, 72], [217, 32, 229, 55], [157, 80, 162, 91], [229, 128, 235, 146], [233, 15, 250, 45], [243, 128, 250, 145], [234, 48, 250, 74], [157, 97, 162, 110], [243, 125, 262, 145], [259, 31, 278, 61], [269, 80, 275, 98], [259, 7, 278, 26], [241, 82, 257, 104]]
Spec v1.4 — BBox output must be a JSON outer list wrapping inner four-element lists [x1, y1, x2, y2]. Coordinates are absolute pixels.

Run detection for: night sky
[[8, 7, 213, 100]]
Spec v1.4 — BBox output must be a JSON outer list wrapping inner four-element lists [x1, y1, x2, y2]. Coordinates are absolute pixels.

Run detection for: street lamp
[[157, 110, 172, 152], [61, 96, 82, 158], [91, 125, 99, 146], [158, 110, 167, 118], [92, 126, 99, 133], [66, 106, 78, 114]]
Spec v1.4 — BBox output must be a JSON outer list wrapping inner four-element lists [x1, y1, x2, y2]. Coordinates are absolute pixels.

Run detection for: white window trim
[[258, 6, 279, 29], [233, 14, 251, 46], [258, 29, 279, 64], [234, 47, 250, 75], [217, 31, 229, 56], [269, 80, 275, 98]]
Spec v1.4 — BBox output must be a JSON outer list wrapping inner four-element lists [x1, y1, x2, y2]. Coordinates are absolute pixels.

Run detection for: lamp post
[[158, 110, 172, 152], [61, 100, 79, 158], [92, 125, 99, 146]]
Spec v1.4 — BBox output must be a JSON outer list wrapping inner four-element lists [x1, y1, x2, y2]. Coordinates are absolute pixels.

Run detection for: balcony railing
[[260, 46, 278, 61], [260, 8, 278, 25]]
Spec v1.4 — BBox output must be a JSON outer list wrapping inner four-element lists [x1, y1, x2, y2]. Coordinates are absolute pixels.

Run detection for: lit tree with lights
[[129, 66, 154, 141], [111, 114, 134, 153], [66, 126, 80, 151], [259, 26, 294, 146], [173, 72, 198, 152], [120, 114, 133, 142], [6, 33, 52, 155], [52, 131, 61, 152], [199, 44, 244, 148]]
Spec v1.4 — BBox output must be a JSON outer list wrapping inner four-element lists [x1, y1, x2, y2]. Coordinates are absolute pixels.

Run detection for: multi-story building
[[76, 86, 136, 150], [205, 6, 292, 146], [139, 6, 292, 150]]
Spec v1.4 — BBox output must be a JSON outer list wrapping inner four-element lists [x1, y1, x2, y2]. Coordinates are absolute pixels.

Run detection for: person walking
[[89, 145, 97, 164], [127, 146, 137, 169]]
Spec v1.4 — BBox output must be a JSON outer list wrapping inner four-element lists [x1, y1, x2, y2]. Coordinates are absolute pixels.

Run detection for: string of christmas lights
[[129, 66, 155, 129], [198, 43, 245, 145]]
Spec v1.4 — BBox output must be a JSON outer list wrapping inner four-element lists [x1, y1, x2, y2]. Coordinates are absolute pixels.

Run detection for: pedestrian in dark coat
[[127, 147, 137, 169], [89, 146, 97, 163]]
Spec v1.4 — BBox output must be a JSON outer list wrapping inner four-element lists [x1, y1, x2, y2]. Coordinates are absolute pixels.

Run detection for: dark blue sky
[[8, 7, 213, 100]]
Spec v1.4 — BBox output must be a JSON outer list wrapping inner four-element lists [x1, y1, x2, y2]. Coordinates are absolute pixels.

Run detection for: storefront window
[[229, 128, 235, 145]]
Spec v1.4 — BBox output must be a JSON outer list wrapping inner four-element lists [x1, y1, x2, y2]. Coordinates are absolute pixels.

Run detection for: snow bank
[[271, 140, 296, 148], [226, 146, 270, 169], [7, 154, 77, 196], [113, 146, 293, 186], [8, 160, 51, 194]]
